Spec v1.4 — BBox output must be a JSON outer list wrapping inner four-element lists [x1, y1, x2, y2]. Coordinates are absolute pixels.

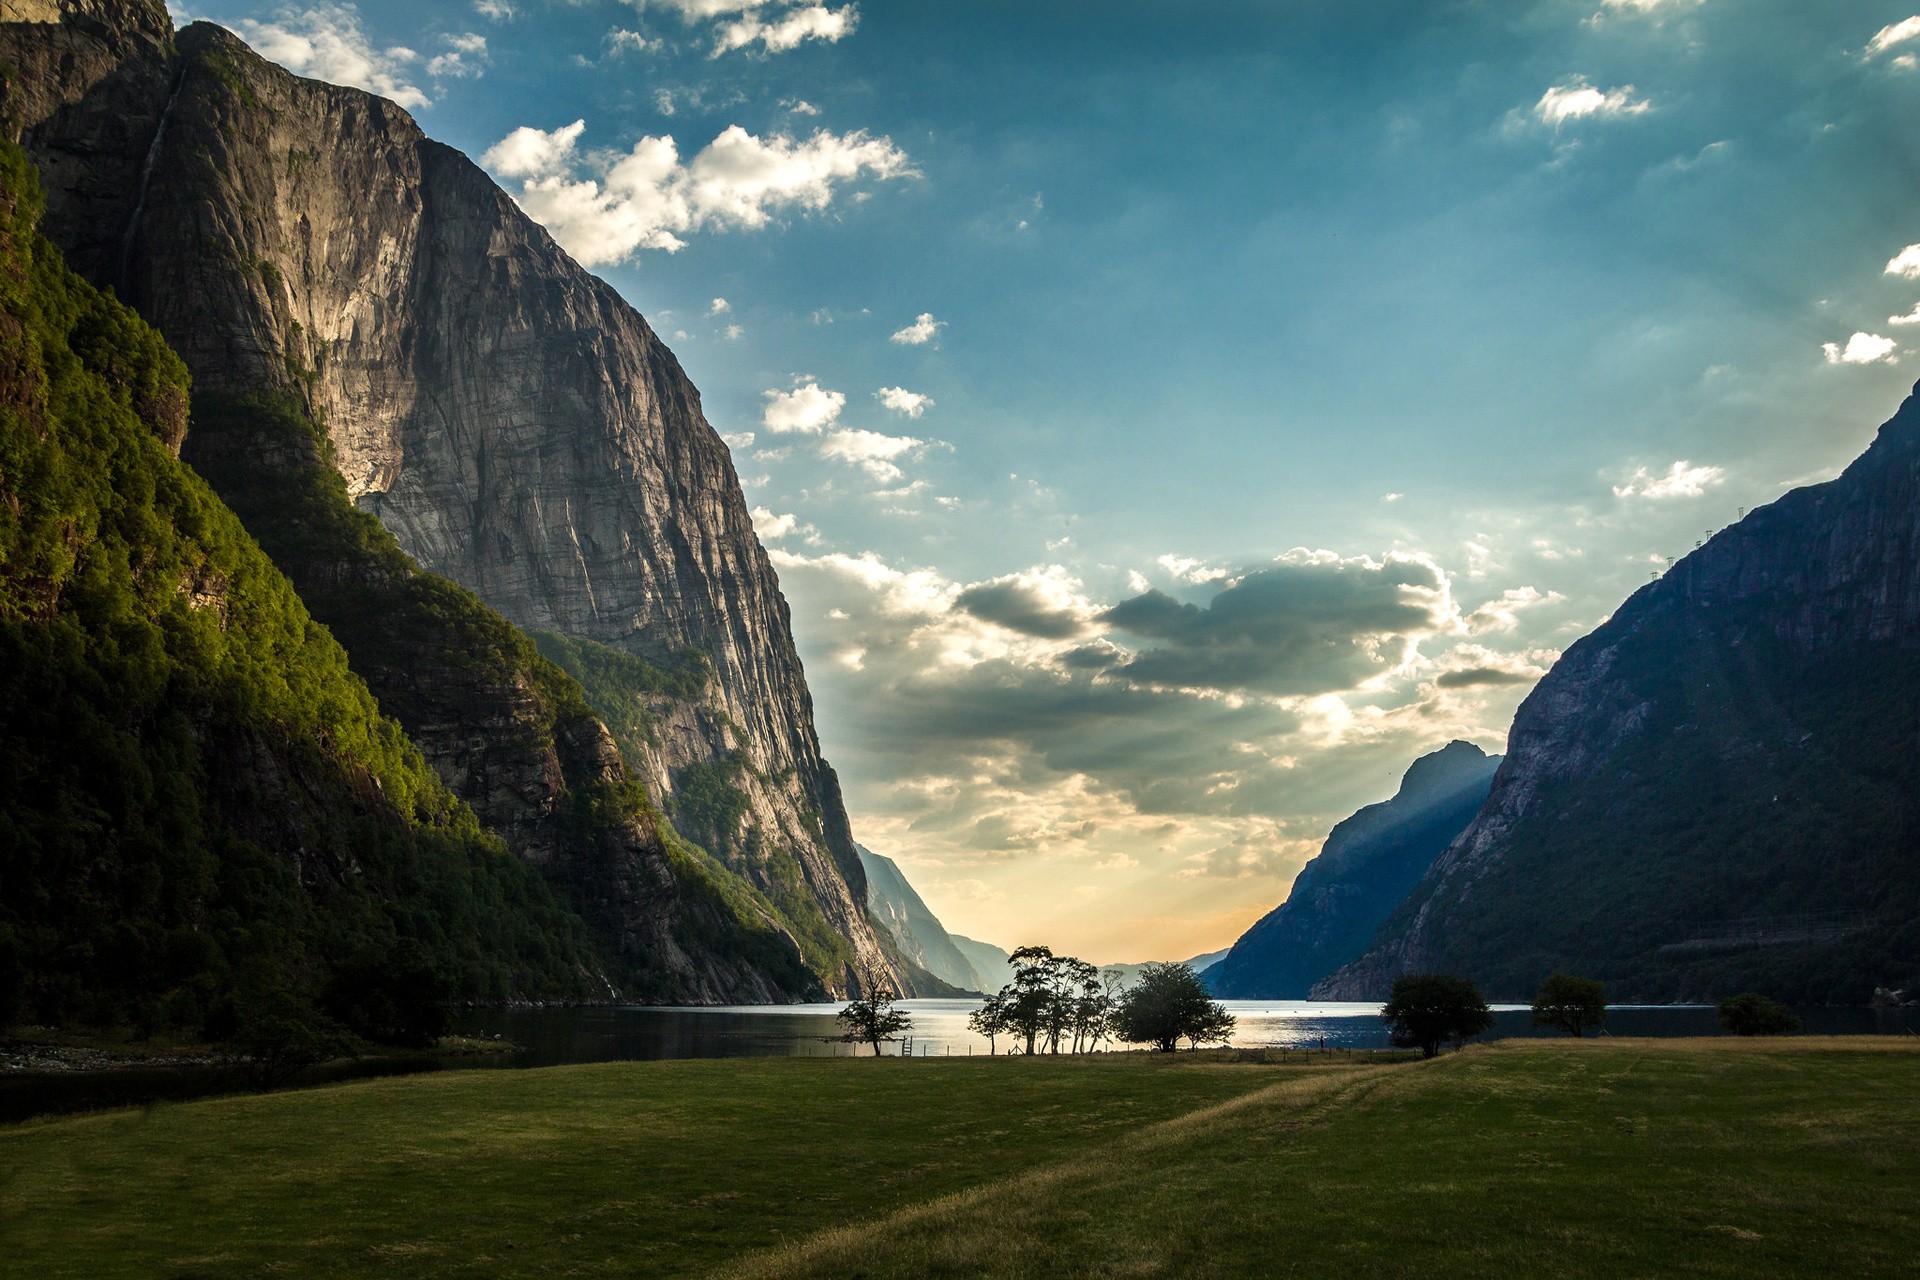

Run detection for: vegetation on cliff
[[0, 142, 601, 1038]]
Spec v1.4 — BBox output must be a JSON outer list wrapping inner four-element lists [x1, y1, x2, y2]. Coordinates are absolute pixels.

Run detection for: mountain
[[1317, 386, 1920, 1004], [1, 0, 901, 995], [1103, 951, 1231, 991], [950, 935, 1017, 992], [0, 140, 604, 1036], [1205, 741, 1500, 999], [857, 847, 991, 993]]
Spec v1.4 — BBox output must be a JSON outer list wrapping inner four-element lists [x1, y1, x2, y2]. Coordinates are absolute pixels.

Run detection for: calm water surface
[[448, 998, 1920, 1065]]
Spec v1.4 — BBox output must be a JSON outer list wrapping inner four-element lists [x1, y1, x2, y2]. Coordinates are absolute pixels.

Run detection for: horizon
[[166, 0, 1920, 963]]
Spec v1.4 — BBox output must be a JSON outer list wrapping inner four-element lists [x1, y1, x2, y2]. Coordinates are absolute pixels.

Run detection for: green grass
[[2, 1040, 1916, 1278]]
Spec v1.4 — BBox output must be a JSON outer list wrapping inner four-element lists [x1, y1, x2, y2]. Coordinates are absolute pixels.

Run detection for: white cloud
[[1886, 244, 1920, 278], [713, 4, 857, 56], [708, 297, 732, 315], [1822, 332, 1898, 365], [1866, 16, 1920, 57], [821, 428, 923, 482], [627, 0, 857, 57], [473, 0, 514, 18], [721, 430, 755, 449], [874, 386, 933, 417], [1889, 302, 1920, 326], [750, 506, 814, 541], [723, 323, 744, 340], [426, 31, 488, 79], [228, 4, 430, 109], [1600, 0, 1698, 9], [890, 312, 944, 345], [483, 121, 913, 266], [1612, 459, 1726, 499], [1381, 492, 1404, 503], [787, 99, 821, 116], [763, 379, 844, 433], [605, 28, 658, 55], [1533, 79, 1651, 125], [1155, 554, 1229, 585]]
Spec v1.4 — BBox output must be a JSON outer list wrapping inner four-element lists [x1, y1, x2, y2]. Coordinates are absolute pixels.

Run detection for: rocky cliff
[[1316, 386, 1920, 1003], [1, 0, 899, 995], [1207, 741, 1499, 999], [858, 847, 988, 993]]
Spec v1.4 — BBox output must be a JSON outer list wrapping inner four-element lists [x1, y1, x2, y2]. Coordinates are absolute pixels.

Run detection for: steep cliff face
[[1316, 386, 1920, 1003], [1, 0, 898, 994], [858, 847, 987, 994], [1207, 742, 1498, 999]]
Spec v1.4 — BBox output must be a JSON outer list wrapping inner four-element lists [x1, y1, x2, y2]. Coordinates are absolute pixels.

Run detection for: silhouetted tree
[[1381, 973, 1494, 1058], [968, 990, 1011, 1054], [838, 985, 912, 1055], [1531, 973, 1607, 1038], [1717, 992, 1800, 1036], [1111, 963, 1235, 1053]]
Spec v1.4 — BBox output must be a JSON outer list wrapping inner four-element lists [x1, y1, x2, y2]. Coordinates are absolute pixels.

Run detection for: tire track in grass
[[709, 1064, 1400, 1280]]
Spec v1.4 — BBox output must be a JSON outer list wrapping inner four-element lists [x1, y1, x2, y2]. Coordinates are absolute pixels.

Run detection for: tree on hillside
[[1111, 963, 1235, 1053], [838, 985, 912, 1056], [1381, 973, 1495, 1058], [1531, 973, 1607, 1038], [1717, 993, 1800, 1036]]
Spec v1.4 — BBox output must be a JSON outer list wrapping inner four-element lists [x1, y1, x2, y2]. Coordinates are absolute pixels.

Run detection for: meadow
[[1, 1039, 1914, 1278]]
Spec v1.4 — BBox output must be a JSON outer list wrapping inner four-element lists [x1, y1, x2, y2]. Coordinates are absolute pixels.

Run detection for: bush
[[1717, 992, 1800, 1036]]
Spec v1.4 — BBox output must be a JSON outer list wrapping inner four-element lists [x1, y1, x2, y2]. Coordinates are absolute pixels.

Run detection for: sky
[[170, 0, 1920, 963]]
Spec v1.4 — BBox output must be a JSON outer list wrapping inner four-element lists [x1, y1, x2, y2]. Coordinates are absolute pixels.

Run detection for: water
[[446, 998, 1920, 1064], [8, 999, 1914, 1122]]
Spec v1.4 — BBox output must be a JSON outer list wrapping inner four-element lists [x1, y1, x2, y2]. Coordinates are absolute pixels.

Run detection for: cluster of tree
[[964, 947, 1236, 1054], [1717, 992, 1801, 1035]]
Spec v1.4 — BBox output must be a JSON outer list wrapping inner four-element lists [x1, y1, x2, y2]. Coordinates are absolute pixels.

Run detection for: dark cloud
[[1099, 557, 1451, 694], [1435, 666, 1534, 689], [955, 577, 1090, 638]]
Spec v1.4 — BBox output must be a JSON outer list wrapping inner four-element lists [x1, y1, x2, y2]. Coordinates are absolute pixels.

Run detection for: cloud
[[820, 428, 923, 482], [483, 122, 913, 266], [604, 28, 658, 55], [1533, 79, 1651, 125], [1100, 550, 1462, 696], [473, 0, 514, 18], [1465, 586, 1560, 633], [712, 4, 857, 56], [708, 297, 732, 315], [956, 569, 1097, 640], [227, 4, 430, 109], [750, 506, 816, 542], [425, 31, 488, 79], [1890, 302, 1920, 326], [628, 0, 857, 57], [1866, 17, 1920, 57], [1612, 459, 1725, 499], [1821, 332, 1898, 365], [1156, 554, 1229, 585], [874, 386, 933, 417], [762, 379, 845, 433], [1599, 0, 1699, 9], [1886, 244, 1920, 278], [889, 312, 944, 345]]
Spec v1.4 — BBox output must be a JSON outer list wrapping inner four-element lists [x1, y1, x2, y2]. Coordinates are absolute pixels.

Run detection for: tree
[[967, 990, 1011, 1054], [1111, 963, 1235, 1053], [1381, 973, 1495, 1059], [1717, 992, 1800, 1036], [838, 985, 912, 1055], [1531, 973, 1607, 1038]]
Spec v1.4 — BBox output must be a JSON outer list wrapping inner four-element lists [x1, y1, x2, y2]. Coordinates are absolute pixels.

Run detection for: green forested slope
[[0, 143, 604, 1038]]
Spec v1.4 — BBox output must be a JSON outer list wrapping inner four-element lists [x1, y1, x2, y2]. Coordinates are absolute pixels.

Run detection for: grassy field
[[1, 1040, 1915, 1278]]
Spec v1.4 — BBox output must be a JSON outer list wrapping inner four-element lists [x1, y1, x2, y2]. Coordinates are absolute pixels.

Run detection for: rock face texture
[[1206, 742, 1499, 999], [1316, 386, 1920, 1003], [2, 0, 899, 995], [859, 847, 991, 993]]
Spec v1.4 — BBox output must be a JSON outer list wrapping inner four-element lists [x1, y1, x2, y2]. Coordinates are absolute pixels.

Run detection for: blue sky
[[174, 0, 1920, 960]]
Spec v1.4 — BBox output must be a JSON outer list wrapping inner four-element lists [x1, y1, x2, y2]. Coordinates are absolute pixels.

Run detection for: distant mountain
[[1318, 385, 1920, 1004], [1104, 951, 1232, 990], [1206, 742, 1500, 999], [950, 936, 1017, 992], [857, 847, 987, 994]]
